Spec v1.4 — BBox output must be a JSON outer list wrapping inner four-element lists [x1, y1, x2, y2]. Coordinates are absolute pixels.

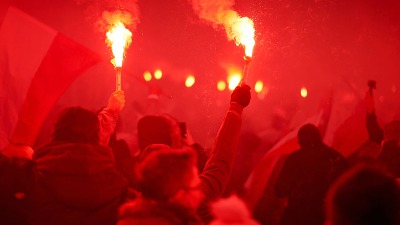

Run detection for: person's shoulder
[[286, 149, 304, 161], [323, 144, 341, 155]]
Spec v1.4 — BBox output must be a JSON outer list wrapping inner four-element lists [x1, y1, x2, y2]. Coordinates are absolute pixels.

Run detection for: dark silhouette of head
[[52, 107, 99, 144], [326, 164, 400, 225], [137, 114, 183, 151], [297, 123, 322, 149]]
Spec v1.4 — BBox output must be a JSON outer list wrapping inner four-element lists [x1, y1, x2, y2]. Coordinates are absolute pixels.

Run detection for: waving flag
[[0, 6, 101, 148]]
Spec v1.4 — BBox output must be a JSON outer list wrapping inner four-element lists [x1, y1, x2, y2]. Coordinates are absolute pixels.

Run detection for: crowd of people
[[1, 82, 400, 225]]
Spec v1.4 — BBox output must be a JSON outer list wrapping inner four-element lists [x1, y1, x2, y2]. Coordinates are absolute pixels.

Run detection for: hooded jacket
[[1, 141, 128, 225]]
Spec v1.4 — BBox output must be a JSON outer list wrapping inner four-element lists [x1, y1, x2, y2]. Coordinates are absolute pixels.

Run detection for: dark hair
[[52, 107, 99, 144], [327, 164, 400, 225]]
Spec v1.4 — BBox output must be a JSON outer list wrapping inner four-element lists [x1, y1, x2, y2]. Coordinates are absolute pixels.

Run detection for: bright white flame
[[185, 75, 195, 88], [154, 69, 163, 80], [143, 71, 152, 81], [217, 81, 226, 91], [228, 74, 242, 90], [231, 17, 255, 57], [255, 81, 264, 93], [301, 87, 308, 98], [106, 22, 132, 67]]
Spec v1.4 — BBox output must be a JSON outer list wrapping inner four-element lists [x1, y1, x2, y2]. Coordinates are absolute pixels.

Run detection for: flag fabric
[[0, 6, 101, 148], [329, 102, 368, 157]]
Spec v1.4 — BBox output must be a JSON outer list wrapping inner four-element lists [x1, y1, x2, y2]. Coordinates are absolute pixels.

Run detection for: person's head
[[136, 144, 203, 209], [383, 120, 400, 144], [137, 114, 184, 151], [52, 107, 99, 144], [326, 164, 400, 225], [297, 123, 322, 149]]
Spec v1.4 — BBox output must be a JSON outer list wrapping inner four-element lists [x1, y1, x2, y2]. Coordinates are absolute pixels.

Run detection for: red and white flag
[[0, 6, 101, 148]]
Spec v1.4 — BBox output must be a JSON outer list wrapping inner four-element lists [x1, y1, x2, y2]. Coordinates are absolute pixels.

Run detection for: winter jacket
[[0, 141, 128, 225], [275, 144, 347, 225]]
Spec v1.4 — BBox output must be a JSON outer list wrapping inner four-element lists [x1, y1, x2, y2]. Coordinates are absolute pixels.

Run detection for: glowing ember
[[231, 17, 255, 57], [106, 22, 132, 67]]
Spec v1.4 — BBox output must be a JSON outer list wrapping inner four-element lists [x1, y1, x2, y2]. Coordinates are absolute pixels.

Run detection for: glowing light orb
[[217, 81, 226, 91], [254, 81, 264, 93], [143, 71, 152, 81], [154, 69, 163, 80], [185, 75, 195, 88], [300, 87, 308, 98]]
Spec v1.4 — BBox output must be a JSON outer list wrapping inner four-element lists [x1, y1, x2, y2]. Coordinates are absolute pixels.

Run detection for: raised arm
[[365, 91, 383, 144], [200, 84, 251, 200], [98, 90, 125, 146]]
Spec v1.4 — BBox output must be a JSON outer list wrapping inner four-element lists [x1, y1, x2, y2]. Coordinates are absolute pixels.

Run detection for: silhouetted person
[[346, 89, 383, 165], [364, 88, 400, 177], [325, 164, 400, 225], [118, 146, 203, 225], [274, 123, 347, 225], [0, 91, 128, 225], [137, 113, 209, 173]]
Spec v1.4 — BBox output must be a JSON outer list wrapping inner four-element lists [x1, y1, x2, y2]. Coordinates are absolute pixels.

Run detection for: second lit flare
[[106, 21, 132, 90], [230, 17, 255, 83]]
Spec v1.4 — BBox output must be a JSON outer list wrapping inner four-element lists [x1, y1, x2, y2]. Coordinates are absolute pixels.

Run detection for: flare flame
[[106, 21, 132, 67]]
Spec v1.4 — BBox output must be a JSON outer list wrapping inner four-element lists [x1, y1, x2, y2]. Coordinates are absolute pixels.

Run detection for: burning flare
[[189, 0, 256, 57], [189, 0, 255, 83], [106, 21, 132, 67], [230, 17, 255, 57], [106, 20, 132, 90]]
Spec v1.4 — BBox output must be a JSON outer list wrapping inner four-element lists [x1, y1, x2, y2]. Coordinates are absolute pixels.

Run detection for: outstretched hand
[[107, 90, 125, 113], [231, 84, 251, 108]]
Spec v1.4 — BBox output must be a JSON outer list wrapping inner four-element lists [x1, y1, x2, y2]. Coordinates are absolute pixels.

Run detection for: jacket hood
[[33, 142, 127, 210]]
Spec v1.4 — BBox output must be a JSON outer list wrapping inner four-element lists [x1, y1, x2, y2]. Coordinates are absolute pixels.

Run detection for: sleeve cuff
[[229, 102, 244, 117]]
